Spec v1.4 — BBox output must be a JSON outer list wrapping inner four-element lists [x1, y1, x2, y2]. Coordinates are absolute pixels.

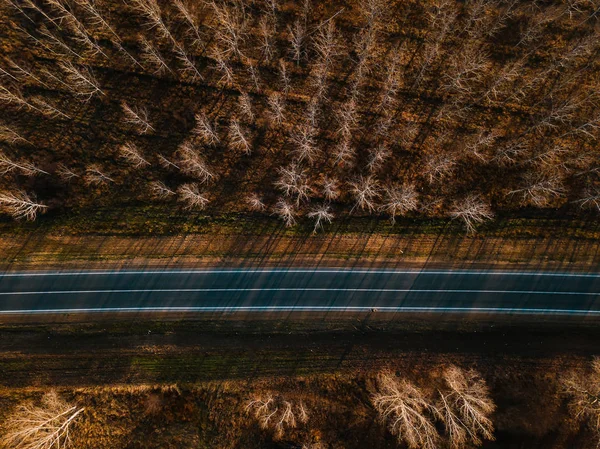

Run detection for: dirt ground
[[1, 218, 599, 271], [0, 318, 598, 448]]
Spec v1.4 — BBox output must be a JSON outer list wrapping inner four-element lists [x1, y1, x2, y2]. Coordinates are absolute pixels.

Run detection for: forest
[[1, 0, 599, 233]]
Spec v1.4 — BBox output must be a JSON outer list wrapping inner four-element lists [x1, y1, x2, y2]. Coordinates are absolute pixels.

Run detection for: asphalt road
[[0, 268, 599, 315]]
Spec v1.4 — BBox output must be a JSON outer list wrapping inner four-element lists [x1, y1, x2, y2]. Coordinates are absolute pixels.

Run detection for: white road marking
[[0, 288, 596, 296], [0, 269, 599, 277], [0, 306, 598, 315]]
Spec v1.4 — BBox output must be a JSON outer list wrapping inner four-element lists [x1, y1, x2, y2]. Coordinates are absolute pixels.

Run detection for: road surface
[[0, 268, 599, 315]]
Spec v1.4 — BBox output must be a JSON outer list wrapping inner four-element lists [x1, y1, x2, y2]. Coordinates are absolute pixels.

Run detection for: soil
[[0, 318, 598, 448]]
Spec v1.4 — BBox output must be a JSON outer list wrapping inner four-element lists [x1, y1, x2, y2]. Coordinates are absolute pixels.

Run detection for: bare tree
[[178, 142, 215, 183], [313, 20, 340, 68], [366, 145, 391, 172], [29, 96, 70, 120], [291, 125, 319, 163], [211, 49, 235, 86], [140, 38, 172, 75], [229, 118, 252, 154], [7, 0, 58, 26], [492, 140, 528, 165], [36, 24, 83, 59], [309, 61, 328, 102], [275, 401, 297, 438], [0, 124, 29, 144], [246, 192, 266, 211], [259, 15, 275, 63], [157, 154, 180, 170], [177, 183, 209, 209], [267, 92, 286, 126], [263, 0, 279, 18], [118, 143, 150, 168], [482, 60, 523, 103], [423, 152, 457, 184], [131, 0, 175, 44], [209, 0, 247, 59], [84, 164, 114, 186], [442, 44, 490, 96], [246, 395, 276, 429], [335, 98, 358, 140], [380, 184, 419, 223], [2, 57, 48, 88], [532, 96, 581, 134], [0, 190, 47, 221], [121, 102, 154, 134], [449, 195, 494, 233], [575, 187, 600, 212], [1, 390, 84, 448], [305, 99, 320, 129], [247, 61, 261, 92], [149, 181, 175, 199], [352, 26, 376, 90], [0, 81, 68, 119], [437, 366, 496, 448], [465, 130, 499, 161], [273, 197, 296, 227], [59, 62, 104, 100], [321, 176, 340, 201], [372, 371, 439, 449], [379, 49, 402, 110], [246, 394, 308, 437], [275, 163, 312, 204], [308, 203, 334, 233], [288, 19, 306, 65], [45, 0, 106, 56], [175, 45, 203, 81], [332, 136, 355, 166], [56, 164, 79, 181], [279, 59, 291, 94], [173, 0, 203, 47], [562, 357, 600, 444], [350, 175, 380, 213], [0, 84, 52, 116], [238, 91, 254, 122], [399, 121, 420, 147], [0, 151, 47, 176], [508, 172, 565, 207], [74, 0, 120, 40], [192, 112, 220, 146]]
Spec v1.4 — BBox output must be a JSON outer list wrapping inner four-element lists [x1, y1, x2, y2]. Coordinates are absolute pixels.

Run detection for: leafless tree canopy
[[177, 182, 209, 209], [0, 151, 46, 176], [1, 390, 84, 449], [273, 197, 296, 227], [308, 203, 334, 233], [118, 143, 150, 168], [372, 371, 439, 449], [84, 164, 114, 186], [562, 358, 600, 444], [246, 192, 266, 211], [2, 0, 600, 226], [246, 394, 309, 439], [373, 368, 495, 449], [177, 142, 215, 183], [121, 102, 154, 134], [149, 180, 175, 199], [0, 190, 47, 221], [449, 195, 494, 233], [192, 112, 220, 146], [380, 184, 419, 223], [350, 175, 380, 212], [437, 366, 496, 448]]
